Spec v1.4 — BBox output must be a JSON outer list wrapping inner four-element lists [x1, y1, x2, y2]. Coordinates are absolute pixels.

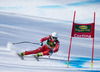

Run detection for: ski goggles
[[52, 37, 57, 40]]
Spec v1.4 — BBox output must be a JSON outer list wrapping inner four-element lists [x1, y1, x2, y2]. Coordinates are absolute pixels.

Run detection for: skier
[[19, 32, 60, 61]]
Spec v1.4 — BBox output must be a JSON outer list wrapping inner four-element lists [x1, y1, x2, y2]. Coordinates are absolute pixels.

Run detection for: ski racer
[[19, 32, 60, 60]]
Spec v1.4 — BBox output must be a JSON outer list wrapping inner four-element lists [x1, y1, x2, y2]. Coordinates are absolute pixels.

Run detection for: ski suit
[[25, 35, 60, 56]]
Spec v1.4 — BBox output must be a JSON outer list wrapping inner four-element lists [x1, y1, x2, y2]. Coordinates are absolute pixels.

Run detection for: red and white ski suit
[[25, 35, 60, 56]]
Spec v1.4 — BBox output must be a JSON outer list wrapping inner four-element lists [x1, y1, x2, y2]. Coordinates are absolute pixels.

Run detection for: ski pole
[[13, 41, 39, 45], [48, 54, 52, 58], [48, 50, 53, 58]]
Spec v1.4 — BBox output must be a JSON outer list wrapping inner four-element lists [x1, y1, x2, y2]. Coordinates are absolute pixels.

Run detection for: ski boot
[[17, 52, 25, 60], [34, 53, 42, 61]]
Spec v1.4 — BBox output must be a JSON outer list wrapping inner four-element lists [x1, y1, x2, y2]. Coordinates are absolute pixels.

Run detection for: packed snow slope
[[0, 0, 100, 72]]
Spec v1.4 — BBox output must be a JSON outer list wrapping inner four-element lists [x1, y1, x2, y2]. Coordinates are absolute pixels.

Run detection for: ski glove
[[39, 42, 43, 46], [49, 49, 53, 55]]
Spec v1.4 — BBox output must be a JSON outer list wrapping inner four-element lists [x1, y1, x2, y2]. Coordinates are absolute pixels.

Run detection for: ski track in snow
[[0, 48, 100, 72]]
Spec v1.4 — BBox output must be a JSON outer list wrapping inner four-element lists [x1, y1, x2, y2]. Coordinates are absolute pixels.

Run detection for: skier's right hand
[[39, 42, 43, 46]]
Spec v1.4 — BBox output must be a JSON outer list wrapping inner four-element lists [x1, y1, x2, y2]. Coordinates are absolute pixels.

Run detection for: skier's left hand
[[49, 49, 53, 55]]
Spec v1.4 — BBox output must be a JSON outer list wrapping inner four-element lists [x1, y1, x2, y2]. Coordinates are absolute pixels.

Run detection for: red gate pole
[[91, 38, 94, 68], [91, 12, 95, 68], [73, 11, 76, 24], [67, 37, 72, 67], [67, 11, 76, 67]]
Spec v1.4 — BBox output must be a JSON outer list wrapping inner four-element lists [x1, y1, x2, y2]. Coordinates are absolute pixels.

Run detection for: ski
[[33, 55, 39, 61], [17, 53, 24, 60]]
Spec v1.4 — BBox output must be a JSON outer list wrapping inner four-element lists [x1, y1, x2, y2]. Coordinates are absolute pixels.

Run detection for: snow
[[0, 0, 100, 72]]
